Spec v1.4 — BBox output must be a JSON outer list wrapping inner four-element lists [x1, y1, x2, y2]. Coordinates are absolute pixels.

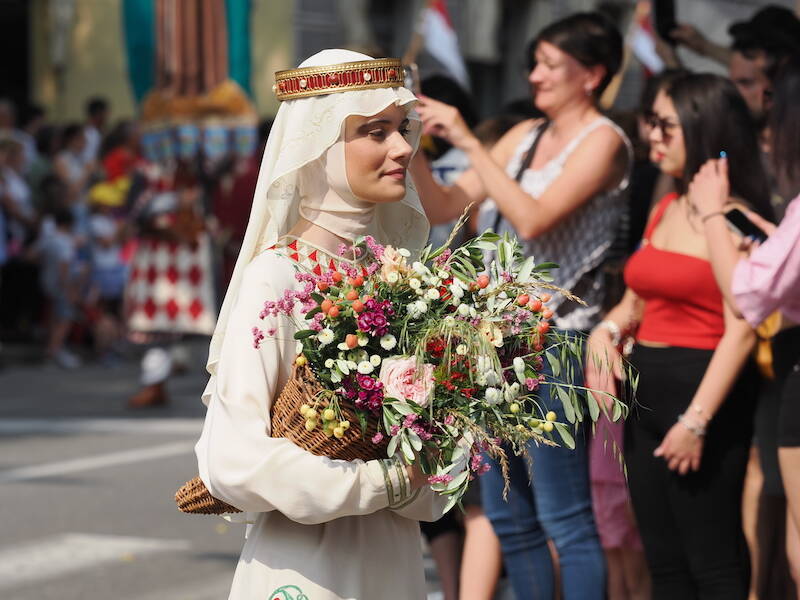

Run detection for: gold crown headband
[[273, 58, 404, 102]]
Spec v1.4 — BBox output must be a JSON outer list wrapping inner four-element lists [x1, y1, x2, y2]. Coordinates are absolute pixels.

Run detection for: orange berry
[[318, 281, 329, 292], [528, 299, 542, 312], [331, 271, 343, 283], [540, 293, 551, 302], [477, 274, 490, 289], [537, 321, 550, 334], [352, 300, 365, 313], [320, 299, 333, 314], [352, 276, 364, 287], [542, 308, 553, 319], [345, 334, 359, 349], [345, 289, 359, 301], [362, 295, 373, 302], [517, 294, 530, 306], [328, 306, 340, 318]]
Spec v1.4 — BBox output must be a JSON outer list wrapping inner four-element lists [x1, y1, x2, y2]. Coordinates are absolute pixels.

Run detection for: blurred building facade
[[0, 0, 794, 121]]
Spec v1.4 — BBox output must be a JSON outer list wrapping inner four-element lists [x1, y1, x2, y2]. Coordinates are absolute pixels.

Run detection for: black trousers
[[625, 344, 758, 600]]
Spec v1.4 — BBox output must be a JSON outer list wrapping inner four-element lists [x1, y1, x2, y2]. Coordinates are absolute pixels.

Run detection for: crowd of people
[[2, 3, 800, 600], [0, 97, 265, 383]]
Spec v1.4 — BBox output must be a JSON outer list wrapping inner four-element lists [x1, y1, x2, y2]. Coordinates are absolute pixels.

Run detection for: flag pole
[[402, 0, 434, 65]]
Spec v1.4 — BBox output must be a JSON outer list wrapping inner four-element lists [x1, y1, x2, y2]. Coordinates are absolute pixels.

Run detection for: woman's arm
[[196, 254, 416, 523], [416, 97, 627, 239], [689, 158, 793, 325], [409, 118, 534, 226], [654, 300, 756, 474]]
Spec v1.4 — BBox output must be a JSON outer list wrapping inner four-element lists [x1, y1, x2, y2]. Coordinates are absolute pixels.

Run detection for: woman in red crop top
[[585, 73, 774, 600]]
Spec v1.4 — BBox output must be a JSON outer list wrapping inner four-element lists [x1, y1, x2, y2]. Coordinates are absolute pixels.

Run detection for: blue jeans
[[480, 340, 605, 600]]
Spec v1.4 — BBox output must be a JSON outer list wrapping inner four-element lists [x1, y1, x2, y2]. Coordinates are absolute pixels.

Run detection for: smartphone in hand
[[725, 208, 769, 243], [654, 0, 677, 43]]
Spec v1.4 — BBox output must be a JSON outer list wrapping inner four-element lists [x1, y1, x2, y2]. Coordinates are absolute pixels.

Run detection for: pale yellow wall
[[31, 0, 294, 122]]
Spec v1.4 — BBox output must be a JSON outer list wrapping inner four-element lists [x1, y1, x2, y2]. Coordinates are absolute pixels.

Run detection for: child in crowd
[[38, 206, 83, 368]]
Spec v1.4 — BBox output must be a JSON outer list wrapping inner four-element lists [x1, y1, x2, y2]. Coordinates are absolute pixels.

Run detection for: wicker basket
[[176, 362, 389, 514]]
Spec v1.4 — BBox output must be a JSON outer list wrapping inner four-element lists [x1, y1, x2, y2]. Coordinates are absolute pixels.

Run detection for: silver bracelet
[[678, 413, 706, 437], [594, 320, 622, 347]]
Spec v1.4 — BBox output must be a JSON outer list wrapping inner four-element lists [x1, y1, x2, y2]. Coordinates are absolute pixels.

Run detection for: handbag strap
[[493, 120, 550, 232]]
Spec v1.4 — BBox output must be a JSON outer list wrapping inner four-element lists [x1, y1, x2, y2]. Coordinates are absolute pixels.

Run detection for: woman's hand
[[585, 328, 623, 410], [654, 422, 704, 475], [688, 157, 729, 217], [415, 95, 478, 152], [406, 461, 428, 492]]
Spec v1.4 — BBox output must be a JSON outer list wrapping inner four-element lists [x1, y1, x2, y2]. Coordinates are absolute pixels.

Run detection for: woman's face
[[648, 90, 685, 178], [529, 41, 600, 114], [344, 104, 414, 203]]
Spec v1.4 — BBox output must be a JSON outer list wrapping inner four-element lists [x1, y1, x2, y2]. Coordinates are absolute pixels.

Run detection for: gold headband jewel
[[272, 58, 404, 102]]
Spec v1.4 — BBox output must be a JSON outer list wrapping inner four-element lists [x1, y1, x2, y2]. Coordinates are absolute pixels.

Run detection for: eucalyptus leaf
[[401, 436, 415, 462], [445, 469, 470, 491], [586, 389, 600, 421], [554, 423, 576, 449], [545, 352, 561, 377], [612, 401, 622, 422], [442, 494, 460, 514], [387, 435, 399, 458], [293, 330, 316, 339], [517, 256, 535, 283], [390, 401, 416, 416], [407, 429, 423, 451], [556, 386, 576, 423]]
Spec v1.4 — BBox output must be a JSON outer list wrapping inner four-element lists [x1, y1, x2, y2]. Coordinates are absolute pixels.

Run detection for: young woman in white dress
[[194, 49, 447, 600]]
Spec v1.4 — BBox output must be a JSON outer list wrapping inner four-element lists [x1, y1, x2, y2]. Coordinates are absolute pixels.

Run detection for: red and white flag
[[421, 0, 470, 89], [628, 1, 665, 75]]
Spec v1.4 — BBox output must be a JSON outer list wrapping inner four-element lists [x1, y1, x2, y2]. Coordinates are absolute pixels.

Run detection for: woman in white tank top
[[410, 12, 632, 600]]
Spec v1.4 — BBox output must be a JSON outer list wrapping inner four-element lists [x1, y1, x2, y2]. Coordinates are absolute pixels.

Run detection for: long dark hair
[[531, 12, 623, 97], [665, 73, 773, 219], [769, 53, 800, 194]]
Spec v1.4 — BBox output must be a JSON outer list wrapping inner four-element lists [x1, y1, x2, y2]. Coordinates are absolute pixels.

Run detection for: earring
[[585, 87, 593, 97]]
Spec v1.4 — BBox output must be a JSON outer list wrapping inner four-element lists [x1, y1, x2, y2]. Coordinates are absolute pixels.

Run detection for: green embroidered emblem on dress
[[269, 584, 309, 600]]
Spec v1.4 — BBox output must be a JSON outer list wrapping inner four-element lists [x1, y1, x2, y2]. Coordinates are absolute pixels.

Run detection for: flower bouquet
[[176, 214, 629, 515], [254, 216, 628, 513]]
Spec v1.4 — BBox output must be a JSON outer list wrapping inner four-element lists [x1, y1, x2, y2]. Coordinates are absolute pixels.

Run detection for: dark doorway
[[0, 0, 30, 110]]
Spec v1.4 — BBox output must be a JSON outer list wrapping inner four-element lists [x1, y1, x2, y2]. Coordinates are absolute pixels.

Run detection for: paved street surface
[[1, 341, 513, 600]]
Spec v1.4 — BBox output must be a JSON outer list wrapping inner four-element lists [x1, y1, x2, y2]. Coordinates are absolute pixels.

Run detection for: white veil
[[204, 49, 430, 391]]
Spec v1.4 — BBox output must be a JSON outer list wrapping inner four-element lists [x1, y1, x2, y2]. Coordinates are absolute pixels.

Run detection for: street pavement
[[1, 340, 512, 600]]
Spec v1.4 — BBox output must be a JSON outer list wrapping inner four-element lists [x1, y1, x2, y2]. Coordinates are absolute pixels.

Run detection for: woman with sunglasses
[[586, 73, 774, 599], [412, 12, 630, 600]]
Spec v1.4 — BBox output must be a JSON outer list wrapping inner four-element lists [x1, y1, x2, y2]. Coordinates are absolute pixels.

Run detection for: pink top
[[733, 195, 800, 327]]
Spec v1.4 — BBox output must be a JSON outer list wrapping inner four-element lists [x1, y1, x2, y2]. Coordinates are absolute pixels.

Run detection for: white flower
[[357, 361, 374, 374], [504, 382, 520, 402], [437, 270, 449, 280], [425, 288, 441, 301], [386, 271, 400, 284], [317, 328, 334, 346], [357, 333, 369, 346], [398, 248, 411, 257], [412, 261, 429, 276], [485, 387, 502, 405], [370, 354, 382, 367], [449, 284, 464, 299], [444, 315, 455, 325], [349, 349, 368, 364], [380, 334, 397, 350], [485, 370, 500, 387], [469, 306, 478, 318], [330, 371, 342, 383], [347, 360, 358, 370], [409, 278, 421, 289], [407, 300, 428, 319], [456, 344, 467, 355], [337, 342, 349, 351], [325, 358, 334, 368], [476, 374, 488, 386], [457, 303, 470, 317], [513, 356, 526, 374]]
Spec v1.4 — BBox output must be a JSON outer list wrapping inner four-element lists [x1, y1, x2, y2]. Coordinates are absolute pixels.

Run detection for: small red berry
[[320, 299, 333, 313], [517, 294, 530, 306], [345, 289, 359, 301], [345, 334, 359, 349], [537, 321, 550, 334], [331, 271, 343, 283], [477, 274, 490, 289], [542, 308, 553, 319], [328, 306, 340, 318], [318, 281, 329, 291], [540, 293, 552, 302], [528, 299, 542, 312], [352, 300, 365, 313]]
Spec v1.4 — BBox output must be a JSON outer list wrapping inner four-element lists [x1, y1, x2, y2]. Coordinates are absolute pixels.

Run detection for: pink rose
[[379, 357, 435, 408]]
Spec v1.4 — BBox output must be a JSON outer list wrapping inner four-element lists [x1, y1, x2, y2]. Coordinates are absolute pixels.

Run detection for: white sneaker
[[51, 348, 82, 369]]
